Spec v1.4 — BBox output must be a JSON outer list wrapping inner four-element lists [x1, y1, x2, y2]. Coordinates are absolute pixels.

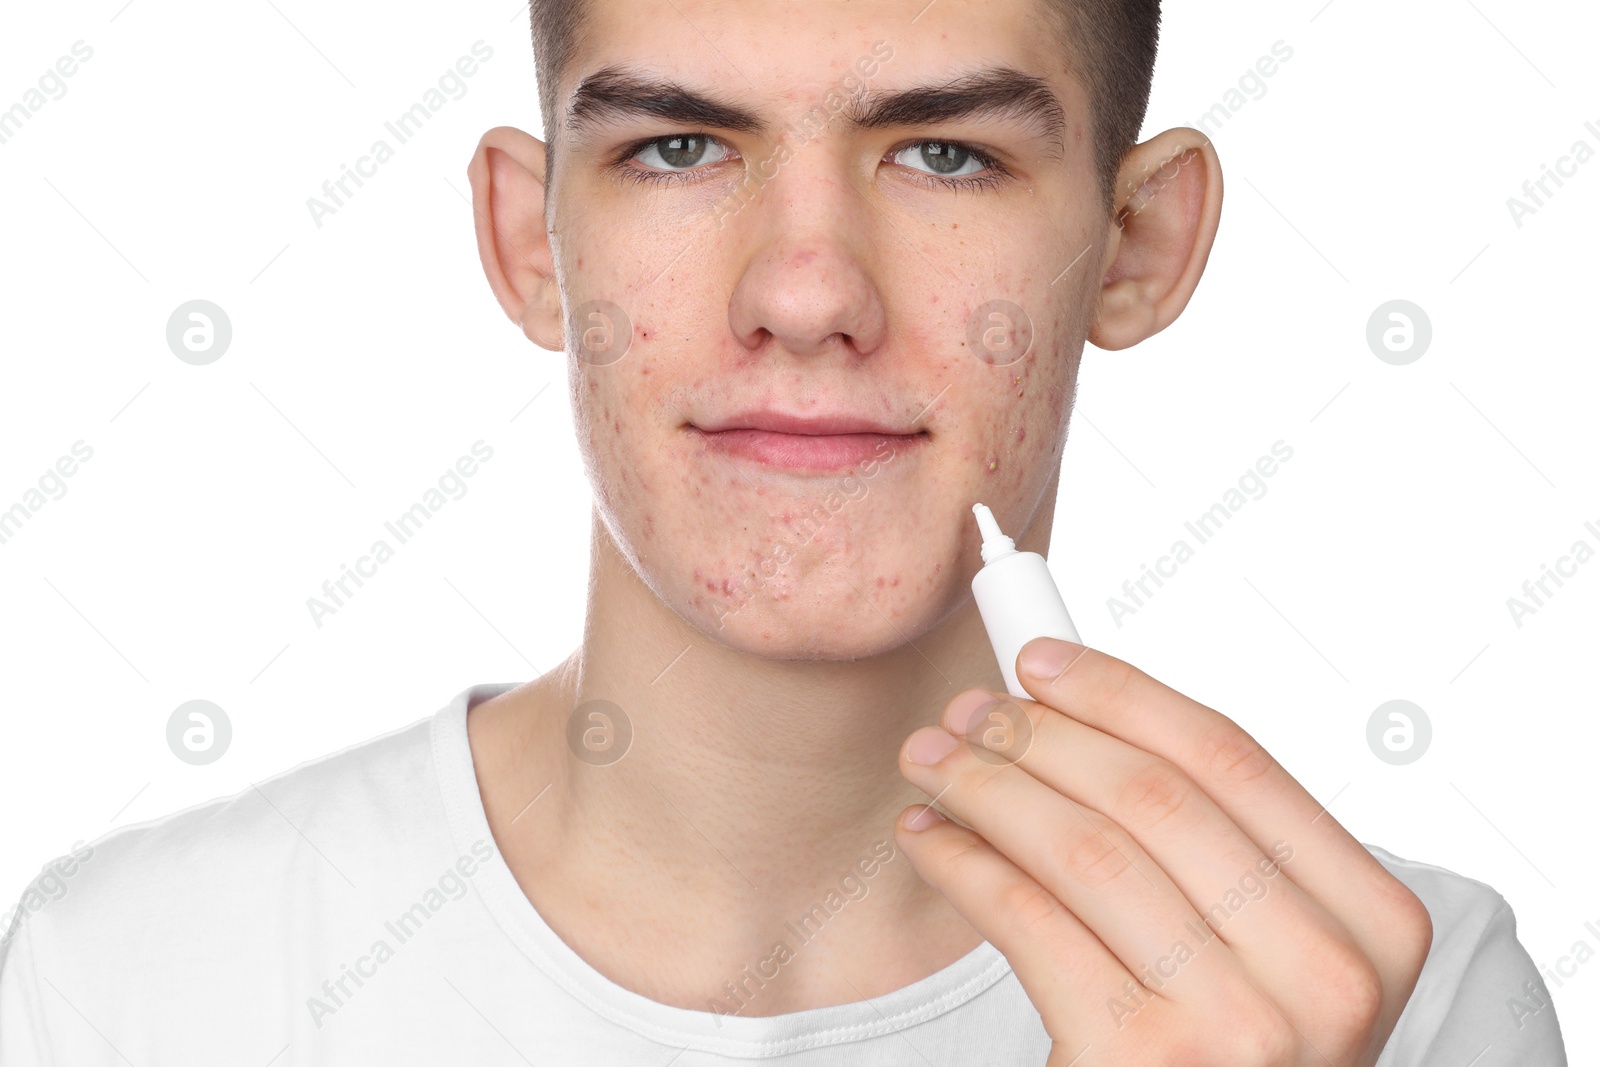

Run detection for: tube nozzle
[[972, 502, 1017, 564]]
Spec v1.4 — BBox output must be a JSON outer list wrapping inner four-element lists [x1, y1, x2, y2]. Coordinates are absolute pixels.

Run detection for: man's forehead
[[584, 0, 1050, 43]]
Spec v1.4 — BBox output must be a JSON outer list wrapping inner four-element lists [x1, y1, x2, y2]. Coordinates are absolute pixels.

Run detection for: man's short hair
[[528, 0, 1161, 212]]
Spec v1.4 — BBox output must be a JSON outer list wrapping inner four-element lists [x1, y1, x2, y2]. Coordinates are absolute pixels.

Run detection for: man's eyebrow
[[565, 64, 1067, 158], [565, 65, 769, 137], [846, 66, 1066, 158]]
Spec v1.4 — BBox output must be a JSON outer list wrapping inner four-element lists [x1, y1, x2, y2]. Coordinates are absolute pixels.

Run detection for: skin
[[464, 0, 1432, 1057]]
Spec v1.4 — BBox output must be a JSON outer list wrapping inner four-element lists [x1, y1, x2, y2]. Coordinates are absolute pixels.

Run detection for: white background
[[1, 0, 1595, 1058]]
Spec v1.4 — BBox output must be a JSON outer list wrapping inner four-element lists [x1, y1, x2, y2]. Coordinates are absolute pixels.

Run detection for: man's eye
[[629, 134, 731, 173], [889, 141, 996, 181]]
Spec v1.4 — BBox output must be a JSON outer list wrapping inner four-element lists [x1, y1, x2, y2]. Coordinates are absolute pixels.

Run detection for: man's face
[[547, 0, 1107, 658]]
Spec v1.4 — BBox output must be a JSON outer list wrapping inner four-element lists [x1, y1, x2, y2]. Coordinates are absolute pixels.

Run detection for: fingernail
[[904, 727, 961, 766], [902, 804, 948, 831], [1019, 637, 1083, 679]]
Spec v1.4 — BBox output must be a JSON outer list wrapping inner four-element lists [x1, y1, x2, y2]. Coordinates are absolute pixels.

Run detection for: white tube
[[970, 502, 1080, 698]]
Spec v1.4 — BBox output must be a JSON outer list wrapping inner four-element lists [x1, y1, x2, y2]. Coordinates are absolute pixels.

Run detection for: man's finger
[[892, 803, 1161, 1040], [1012, 639, 1431, 984]]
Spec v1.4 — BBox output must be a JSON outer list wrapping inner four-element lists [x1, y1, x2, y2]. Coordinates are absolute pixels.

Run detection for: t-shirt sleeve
[[0, 916, 54, 1066], [1412, 898, 1567, 1065], [1365, 843, 1569, 1066]]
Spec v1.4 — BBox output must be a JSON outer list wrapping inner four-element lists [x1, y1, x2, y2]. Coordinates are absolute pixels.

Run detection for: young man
[[0, 1, 1569, 1063]]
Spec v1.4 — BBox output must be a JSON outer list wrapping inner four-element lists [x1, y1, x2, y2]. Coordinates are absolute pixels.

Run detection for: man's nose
[[724, 165, 889, 361]]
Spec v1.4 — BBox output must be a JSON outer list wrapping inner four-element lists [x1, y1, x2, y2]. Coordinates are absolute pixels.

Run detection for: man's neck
[[467, 521, 1012, 1014]]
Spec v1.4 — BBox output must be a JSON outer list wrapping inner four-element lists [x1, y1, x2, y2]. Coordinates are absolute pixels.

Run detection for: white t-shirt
[[0, 682, 1569, 1065]]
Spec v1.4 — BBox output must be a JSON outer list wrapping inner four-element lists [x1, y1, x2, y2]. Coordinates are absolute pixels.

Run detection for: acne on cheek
[[984, 347, 1072, 481], [581, 347, 769, 626]]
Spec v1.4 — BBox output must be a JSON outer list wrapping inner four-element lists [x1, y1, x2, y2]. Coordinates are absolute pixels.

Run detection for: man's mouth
[[689, 409, 929, 472]]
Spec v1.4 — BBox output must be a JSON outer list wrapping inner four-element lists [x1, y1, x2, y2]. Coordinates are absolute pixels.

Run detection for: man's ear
[[1089, 128, 1223, 351], [466, 125, 563, 350]]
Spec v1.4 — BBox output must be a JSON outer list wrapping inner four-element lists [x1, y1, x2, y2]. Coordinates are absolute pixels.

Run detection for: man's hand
[[894, 638, 1433, 1066]]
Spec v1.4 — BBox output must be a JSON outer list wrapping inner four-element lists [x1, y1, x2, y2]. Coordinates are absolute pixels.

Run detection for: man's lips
[[692, 410, 922, 436], [689, 425, 928, 472]]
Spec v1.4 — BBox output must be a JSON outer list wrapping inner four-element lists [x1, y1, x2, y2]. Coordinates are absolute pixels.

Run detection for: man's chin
[[684, 596, 951, 664]]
